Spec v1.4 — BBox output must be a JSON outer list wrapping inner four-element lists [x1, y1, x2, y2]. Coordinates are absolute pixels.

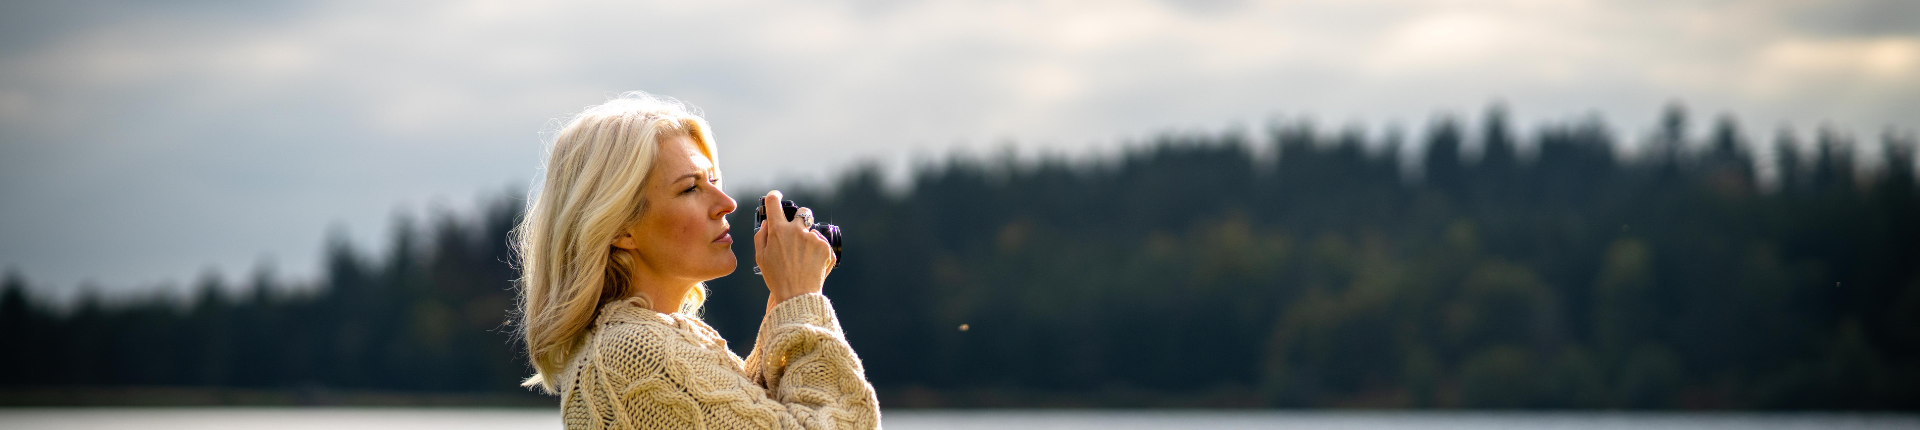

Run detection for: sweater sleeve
[[595, 293, 879, 430], [745, 293, 875, 409]]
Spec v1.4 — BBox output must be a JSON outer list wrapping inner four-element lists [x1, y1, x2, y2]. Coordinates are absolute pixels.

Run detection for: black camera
[[752, 200, 842, 275]]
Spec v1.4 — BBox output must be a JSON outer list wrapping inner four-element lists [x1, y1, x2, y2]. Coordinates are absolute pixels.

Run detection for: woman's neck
[[629, 271, 695, 314]]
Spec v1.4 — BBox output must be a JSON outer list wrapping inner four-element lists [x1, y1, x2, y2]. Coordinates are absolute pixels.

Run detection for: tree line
[[3, 103, 1916, 409]]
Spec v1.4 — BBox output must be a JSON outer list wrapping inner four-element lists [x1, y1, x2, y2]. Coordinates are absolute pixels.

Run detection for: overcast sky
[[2, 0, 1916, 300]]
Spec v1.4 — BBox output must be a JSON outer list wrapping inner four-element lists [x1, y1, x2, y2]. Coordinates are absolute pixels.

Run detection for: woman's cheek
[[682, 220, 705, 246]]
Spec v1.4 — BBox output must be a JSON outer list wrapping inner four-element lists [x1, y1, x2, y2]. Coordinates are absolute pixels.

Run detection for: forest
[[2, 103, 1916, 409]]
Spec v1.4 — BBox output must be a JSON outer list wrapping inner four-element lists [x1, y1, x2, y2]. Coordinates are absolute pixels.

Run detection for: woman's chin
[[704, 255, 738, 278]]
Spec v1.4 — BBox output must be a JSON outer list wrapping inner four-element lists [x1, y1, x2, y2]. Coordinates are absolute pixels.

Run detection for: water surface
[[0, 408, 1913, 429]]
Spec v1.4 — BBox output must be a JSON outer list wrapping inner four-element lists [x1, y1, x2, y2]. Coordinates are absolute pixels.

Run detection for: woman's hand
[[754, 190, 836, 307]]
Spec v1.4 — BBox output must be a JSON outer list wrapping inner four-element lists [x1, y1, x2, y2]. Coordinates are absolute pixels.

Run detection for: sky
[[1, 0, 1916, 301]]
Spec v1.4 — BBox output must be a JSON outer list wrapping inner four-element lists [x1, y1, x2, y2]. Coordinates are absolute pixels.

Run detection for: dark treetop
[[4, 103, 1916, 409]]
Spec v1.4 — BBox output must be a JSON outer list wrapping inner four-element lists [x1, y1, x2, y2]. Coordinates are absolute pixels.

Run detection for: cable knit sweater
[[555, 293, 880, 429]]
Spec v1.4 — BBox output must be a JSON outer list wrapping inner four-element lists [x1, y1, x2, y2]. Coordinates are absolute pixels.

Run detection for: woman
[[515, 92, 879, 429]]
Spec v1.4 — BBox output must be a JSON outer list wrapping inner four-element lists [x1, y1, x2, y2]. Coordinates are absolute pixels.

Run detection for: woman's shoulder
[[595, 299, 679, 330], [566, 302, 770, 421], [583, 299, 734, 367]]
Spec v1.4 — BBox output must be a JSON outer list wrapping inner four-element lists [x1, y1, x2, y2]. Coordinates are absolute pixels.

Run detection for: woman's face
[[619, 134, 738, 283]]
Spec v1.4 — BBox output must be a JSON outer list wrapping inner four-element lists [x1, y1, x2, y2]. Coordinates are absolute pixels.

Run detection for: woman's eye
[[682, 184, 699, 194]]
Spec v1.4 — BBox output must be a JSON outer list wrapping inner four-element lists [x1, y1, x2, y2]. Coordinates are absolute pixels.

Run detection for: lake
[[0, 408, 1914, 429]]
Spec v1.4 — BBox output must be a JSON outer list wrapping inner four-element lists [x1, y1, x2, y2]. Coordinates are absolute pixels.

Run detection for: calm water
[[0, 408, 1914, 429]]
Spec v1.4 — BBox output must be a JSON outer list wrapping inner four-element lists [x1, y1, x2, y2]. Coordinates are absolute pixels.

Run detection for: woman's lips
[[714, 230, 732, 244]]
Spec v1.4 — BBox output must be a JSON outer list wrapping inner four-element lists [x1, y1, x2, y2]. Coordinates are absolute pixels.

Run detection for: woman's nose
[[713, 189, 737, 218]]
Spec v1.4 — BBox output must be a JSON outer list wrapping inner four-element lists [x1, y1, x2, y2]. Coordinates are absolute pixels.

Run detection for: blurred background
[[2, 0, 1918, 418]]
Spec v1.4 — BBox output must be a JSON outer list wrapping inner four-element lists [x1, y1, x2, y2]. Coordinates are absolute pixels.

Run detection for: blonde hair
[[515, 92, 719, 392]]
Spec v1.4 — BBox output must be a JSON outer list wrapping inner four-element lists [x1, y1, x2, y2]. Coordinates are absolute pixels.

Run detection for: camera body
[[753, 200, 843, 274]]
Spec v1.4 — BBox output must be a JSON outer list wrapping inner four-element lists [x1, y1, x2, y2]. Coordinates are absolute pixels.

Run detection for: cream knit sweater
[[555, 293, 880, 429]]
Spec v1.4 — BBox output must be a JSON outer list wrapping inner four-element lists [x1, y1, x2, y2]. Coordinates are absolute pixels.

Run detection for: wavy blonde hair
[[515, 92, 718, 392]]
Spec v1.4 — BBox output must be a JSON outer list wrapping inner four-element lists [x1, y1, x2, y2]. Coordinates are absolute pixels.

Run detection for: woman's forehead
[[655, 135, 716, 176]]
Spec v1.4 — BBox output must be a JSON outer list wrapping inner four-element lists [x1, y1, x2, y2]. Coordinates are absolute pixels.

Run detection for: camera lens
[[812, 223, 842, 263]]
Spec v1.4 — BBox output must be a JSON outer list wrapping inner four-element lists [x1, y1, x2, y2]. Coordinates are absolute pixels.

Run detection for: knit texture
[[556, 293, 880, 429]]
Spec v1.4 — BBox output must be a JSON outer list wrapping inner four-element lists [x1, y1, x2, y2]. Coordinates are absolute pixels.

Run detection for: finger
[[763, 191, 799, 235], [794, 207, 833, 247], [753, 215, 769, 252], [794, 208, 827, 243], [762, 190, 784, 225]]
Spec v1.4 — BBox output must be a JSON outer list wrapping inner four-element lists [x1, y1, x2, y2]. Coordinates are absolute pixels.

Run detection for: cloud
[[0, 0, 1914, 299]]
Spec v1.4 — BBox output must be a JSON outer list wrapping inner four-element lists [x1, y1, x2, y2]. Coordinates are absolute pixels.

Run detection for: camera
[[752, 199, 843, 275]]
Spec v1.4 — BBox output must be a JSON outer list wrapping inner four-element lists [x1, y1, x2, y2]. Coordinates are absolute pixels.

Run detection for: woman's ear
[[612, 231, 639, 250]]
